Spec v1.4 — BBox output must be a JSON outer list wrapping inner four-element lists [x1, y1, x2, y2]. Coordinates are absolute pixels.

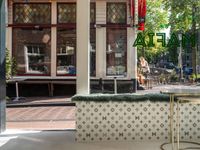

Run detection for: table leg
[[13, 81, 19, 101], [177, 100, 180, 150], [170, 94, 175, 150], [170, 94, 172, 142], [172, 94, 175, 150]]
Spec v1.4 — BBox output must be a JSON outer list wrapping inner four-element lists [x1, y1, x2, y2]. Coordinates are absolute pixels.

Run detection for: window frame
[[24, 44, 47, 74], [12, 2, 52, 76]]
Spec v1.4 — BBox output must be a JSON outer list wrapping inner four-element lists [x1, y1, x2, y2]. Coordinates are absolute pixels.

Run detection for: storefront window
[[57, 3, 96, 76], [56, 29, 96, 76], [13, 3, 51, 24], [57, 28, 76, 75], [90, 29, 96, 76], [13, 28, 51, 75], [107, 3, 126, 24], [106, 28, 127, 76]]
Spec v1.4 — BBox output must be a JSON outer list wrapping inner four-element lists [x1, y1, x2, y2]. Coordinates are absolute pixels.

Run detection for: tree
[[6, 49, 16, 80], [163, 0, 200, 76], [145, 0, 168, 32], [137, 0, 169, 63]]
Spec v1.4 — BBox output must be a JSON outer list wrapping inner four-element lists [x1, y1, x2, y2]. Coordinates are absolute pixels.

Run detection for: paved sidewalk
[[6, 106, 76, 130], [7, 96, 72, 105], [137, 83, 200, 94]]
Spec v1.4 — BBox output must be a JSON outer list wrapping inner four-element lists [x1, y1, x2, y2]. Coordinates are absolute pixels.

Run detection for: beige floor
[[1, 130, 199, 150]]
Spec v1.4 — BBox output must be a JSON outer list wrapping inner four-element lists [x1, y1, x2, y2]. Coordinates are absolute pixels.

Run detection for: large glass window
[[57, 28, 76, 75], [56, 29, 96, 76], [90, 29, 96, 76], [13, 3, 51, 24], [107, 3, 126, 24], [13, 28, 51, 75], [106, 3, 127, 76], [57, 3, 96, 76], [106, 28, 127, 76]]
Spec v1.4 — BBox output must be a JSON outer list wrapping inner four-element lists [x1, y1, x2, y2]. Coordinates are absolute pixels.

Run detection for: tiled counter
[[72, 94, 200, 142]]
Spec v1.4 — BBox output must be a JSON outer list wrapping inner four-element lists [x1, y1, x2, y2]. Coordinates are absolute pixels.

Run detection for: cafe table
[[160, 88, 200, 150]]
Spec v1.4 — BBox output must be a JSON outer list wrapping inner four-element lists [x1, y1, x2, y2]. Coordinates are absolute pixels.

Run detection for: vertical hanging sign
[[138, 0, 146, 30]]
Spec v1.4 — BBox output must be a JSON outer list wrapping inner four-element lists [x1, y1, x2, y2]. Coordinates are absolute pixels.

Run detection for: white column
[[6, 0, 12, 57], [127, 28, 137, 79], [6, 27, 12, 57], [96, 27, 106, 78], [51, 1, 57, 77], [96, 1, 107, 78], [127, 0, 138, 92], [76, 0, 90, 94]]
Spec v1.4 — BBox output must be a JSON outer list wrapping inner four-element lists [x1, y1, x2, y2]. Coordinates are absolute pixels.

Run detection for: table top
[[161, 88, 200, 96], [177, 96, 200, 104]]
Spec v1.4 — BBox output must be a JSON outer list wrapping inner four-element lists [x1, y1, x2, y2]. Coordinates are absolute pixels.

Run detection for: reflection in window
[[13, 28, 51, 75], [107, 3, 126, 24], [25, 45, 48, 74], [13, 3, 51, 24], [57, 28, 76, 75], [107, 28, 127, 76], [90, 29, 96, 76], [57, 28, 96, 76]]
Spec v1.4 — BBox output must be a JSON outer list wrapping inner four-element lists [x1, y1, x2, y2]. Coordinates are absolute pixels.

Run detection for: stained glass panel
[[107, 3, 126, 24], [58, 4, 76, 23], [58, 3, 95, 24], [13, 4, 51, 24]]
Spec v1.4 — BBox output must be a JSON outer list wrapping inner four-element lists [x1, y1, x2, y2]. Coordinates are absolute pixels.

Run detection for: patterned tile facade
[[75, 101, 200, 142]]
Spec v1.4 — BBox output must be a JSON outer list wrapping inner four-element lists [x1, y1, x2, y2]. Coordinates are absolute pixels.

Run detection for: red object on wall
[[138, 0, 146, 30]]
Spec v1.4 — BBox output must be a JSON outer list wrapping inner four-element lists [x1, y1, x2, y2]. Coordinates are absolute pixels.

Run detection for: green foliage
[[72, 93, 171, 102], [6, 48, 16, 80], [163, 0, 200, 32], [169, 71, 179, 82], [163, 0, 200, 69], [137, 0, 169, 63], [145, 0, 168, 32], [191, 74, 200, 79]]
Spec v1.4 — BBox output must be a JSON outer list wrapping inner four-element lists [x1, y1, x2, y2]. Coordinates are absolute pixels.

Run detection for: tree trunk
[[192, 4, 197, 79]]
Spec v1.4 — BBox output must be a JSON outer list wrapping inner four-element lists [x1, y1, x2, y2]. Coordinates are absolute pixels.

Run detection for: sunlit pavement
[[1, 130, 199, 150], [6, 106, 76, 130], [138, 83, 200, 94]]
